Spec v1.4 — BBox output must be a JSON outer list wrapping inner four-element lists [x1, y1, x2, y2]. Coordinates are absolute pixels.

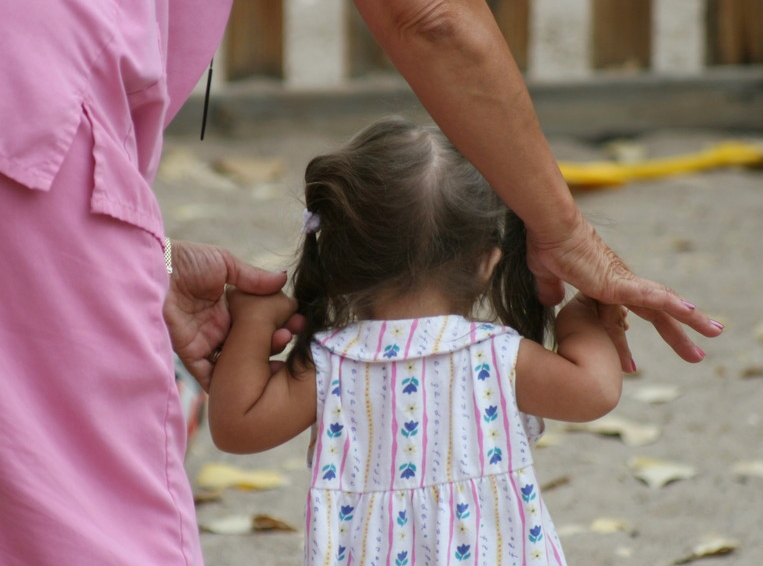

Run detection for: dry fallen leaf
[[740, 365, 763, 379], [200, 513, 297, 535], [672, 535, 740, 564], [212, 156, 284, 187], [589, 517, 632, 535], [201, 515, 256, 535], [193, 489, 224, 505], [730, 460, 763, 479], [628, 457, 698, 489], [196, 463, 287, 491], [253, 514, 298, 532], [629, 384, 681, 404], [566, 415, 661, 446]]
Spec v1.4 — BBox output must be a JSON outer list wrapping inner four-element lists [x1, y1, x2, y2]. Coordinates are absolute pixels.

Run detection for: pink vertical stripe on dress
[[446, 487, 455, 566], [420, 360, 428, 488], [386, 360, 399, 566], [373, 321, 388, 360], [538, 495, 565, 565]]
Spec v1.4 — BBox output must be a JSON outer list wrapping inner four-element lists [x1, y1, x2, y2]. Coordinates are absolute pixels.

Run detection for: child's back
[[307, 316, 564, 565]]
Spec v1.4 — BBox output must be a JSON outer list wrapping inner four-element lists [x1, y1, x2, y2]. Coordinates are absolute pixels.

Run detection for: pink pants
[[0, 117, 202, 565]]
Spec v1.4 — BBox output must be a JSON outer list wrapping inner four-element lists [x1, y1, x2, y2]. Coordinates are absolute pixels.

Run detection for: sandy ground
[[155, 110, 763, 566]]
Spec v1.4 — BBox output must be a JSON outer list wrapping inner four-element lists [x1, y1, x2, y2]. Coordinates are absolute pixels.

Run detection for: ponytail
[[490, 211, 553, 345]]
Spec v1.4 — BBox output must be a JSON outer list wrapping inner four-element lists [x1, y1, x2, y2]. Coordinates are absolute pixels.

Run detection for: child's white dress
[[306, 315, 567, 566]]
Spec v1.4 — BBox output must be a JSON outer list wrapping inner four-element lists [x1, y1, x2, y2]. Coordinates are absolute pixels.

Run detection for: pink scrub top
[[0, 1, 231, 564]]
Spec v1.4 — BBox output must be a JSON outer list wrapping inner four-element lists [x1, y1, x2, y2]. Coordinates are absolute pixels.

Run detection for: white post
[[284, 0, 348, 90], [652, 0, 706, 75], [528, 0, 593, 81]]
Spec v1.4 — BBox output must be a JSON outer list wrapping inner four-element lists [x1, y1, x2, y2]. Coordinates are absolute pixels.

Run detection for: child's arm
[[515, 293, 624, 422], [207, 289, 316, 454]]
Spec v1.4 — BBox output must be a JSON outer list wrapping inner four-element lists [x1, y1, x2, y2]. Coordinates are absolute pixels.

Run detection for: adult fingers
[[222, 249, 287, 296], [605, 276, 723, 339], [628, 305, 707, 363]]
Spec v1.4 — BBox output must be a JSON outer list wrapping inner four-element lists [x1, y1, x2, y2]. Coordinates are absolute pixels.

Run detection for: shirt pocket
[[84, 100, 164, 242]]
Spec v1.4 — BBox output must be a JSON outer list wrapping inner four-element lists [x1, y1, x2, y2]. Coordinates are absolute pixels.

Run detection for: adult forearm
[[355, 0, 578, 241]]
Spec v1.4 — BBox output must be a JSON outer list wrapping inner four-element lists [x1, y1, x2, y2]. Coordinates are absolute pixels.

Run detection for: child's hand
[[227, 287, 297, 326], [225, 288, 303, 372], [562, 293, 633, 373]]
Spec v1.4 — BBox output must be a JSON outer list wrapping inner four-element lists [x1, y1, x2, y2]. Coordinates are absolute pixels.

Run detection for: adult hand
[[526, 210, 723, 370], [163, 240, 303, 391]]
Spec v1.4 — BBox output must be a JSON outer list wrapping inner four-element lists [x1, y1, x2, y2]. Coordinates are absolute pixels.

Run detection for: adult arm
[[352, 0, 722, 366]]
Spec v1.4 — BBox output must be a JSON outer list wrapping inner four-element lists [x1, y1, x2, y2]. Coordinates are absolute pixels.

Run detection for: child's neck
[[370, 286, 463, 321]]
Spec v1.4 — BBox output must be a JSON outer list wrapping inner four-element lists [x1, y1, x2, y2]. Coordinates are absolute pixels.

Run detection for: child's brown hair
[[288, 116, 551, 370]]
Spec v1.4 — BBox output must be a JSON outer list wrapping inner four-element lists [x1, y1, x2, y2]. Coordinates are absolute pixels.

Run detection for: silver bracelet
[[163, 237, 173, 275]]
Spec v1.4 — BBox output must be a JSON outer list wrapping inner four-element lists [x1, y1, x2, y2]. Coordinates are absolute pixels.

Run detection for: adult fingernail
[[710, 320, 724, 330], [682, 301, 696, 310], [630, 359, 637, 373], [695, 346, 706, 359]]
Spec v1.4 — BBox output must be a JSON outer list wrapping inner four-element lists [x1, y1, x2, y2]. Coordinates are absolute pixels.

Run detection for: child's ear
[[478, 247, 503, 284]]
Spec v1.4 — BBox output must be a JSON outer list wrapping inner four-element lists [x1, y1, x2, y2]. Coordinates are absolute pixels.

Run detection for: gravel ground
[[156, 112, 763, 566]]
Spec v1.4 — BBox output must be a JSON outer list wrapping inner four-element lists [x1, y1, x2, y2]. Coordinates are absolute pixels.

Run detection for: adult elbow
[[388, 0, 462, 46]]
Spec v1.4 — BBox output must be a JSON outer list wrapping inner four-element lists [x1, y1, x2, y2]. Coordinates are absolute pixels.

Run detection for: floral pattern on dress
[[305, 316, 566, 566]]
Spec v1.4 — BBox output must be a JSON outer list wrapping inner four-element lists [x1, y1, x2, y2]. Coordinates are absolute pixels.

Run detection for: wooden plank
[[593, 0, 651, 70], [226, 0, 283, 80], [490, 0, 530, 71], [714, 0, 763, 64]]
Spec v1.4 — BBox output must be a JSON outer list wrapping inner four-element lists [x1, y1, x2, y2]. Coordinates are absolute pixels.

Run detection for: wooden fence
[[221, 0, 763, 87]]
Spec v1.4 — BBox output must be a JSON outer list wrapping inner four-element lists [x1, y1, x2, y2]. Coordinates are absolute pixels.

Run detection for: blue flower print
[[384, 344, 400, 358], [521, 484, 536, 502], [529, 525, 543, 543], [399, 463, 417, 479], [337, 546, 347, 561], [483, 405, 498, 423], [327, 423, 344, 438], [339, 505, 354, 521], [331, 379, 340, 396], [395, 551, 409, 566], [397, 511, 408, 526], [401, 377, 419, 394], [475, 363, 491, 380], [455, 544, 471, 561], [401, 421, 419, 438], [322, 464, 337, 481], [487, 447, 503, 465], [456, 503, 470, 520]]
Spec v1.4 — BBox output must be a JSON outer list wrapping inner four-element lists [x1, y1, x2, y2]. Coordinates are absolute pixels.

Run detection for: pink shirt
[[0, 1, 231, 565], [0, 0, 232, 234]]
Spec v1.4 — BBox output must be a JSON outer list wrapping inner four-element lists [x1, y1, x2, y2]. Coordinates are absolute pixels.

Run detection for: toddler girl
[[208, 117, 624, 566]]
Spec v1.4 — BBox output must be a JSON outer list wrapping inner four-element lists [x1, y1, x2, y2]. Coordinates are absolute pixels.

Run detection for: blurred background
[[160, 1, 763, 565]]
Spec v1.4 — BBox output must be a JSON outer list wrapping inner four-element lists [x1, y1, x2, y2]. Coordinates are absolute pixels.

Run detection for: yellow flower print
[[332, 406, 342, 418], [405, 362, 417, 373], [339, 525, 347, 536], [405, 402, 419, 415], [403, 444, 417, 456], [487, 428, 500, 440], [457, 523, 469, 535], [482, 388, 495, 400], [528, 504, 538, 516], [328, 444, 339, 456], [391, 326, 405, 338], [531, 549, 543, 560], [474, 350, 486, 363]]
